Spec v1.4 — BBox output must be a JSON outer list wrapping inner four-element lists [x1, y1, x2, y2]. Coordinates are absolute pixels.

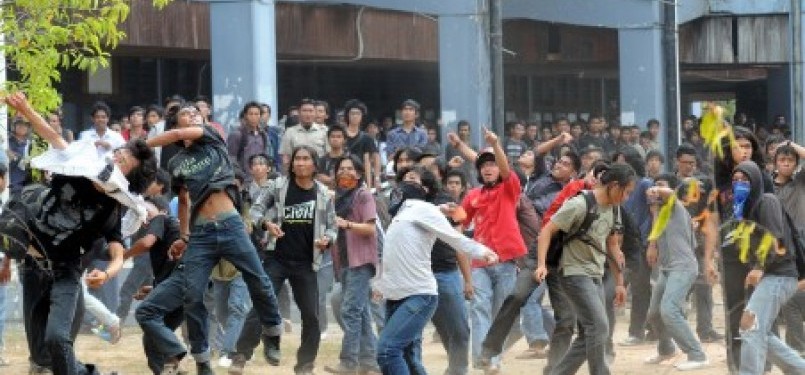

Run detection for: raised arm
[[146, 127, 204, 148], [536, 132, 573, 156], [447, 132, 479, 162], [5, 92, 68, 150], [484, 127, 510, 179]]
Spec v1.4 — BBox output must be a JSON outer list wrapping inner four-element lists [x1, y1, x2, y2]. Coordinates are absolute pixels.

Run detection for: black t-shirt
[[317, 151, 349, 177], [431, 192, 460, 273], [346, 131, 378, 158], [145, 214, 181, 284], [31, 175, 122, 261], [168, 126, 239, 219], [274, 181, 317, 263]]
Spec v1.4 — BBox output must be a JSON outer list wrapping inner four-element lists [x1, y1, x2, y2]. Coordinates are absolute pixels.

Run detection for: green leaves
[[0, 0, 174, 112]]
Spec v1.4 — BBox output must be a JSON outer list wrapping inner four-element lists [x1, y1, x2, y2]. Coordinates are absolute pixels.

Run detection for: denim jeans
[[0, 283, 6, 352], [338, 264, 378, 369], [544, 267, 576, 375], [26, 260, 95, 375], [236, 257, 320, 372], [602, 269, 616, 357], [116, 254, 154, 323], [431, 269, 470, 375], [482, 260, 549, 358], [377, 294, 438, 375], [521, 282, 554, 345], [693, 254, 716, 337], [318, 251, 335, 332], [647, 270, 706, 361], [739, 275, 805, 374], [470, 261, 517, 366], [626, 254, 651, 339], [331, 281, 386, 334], [210, 275, 251, 355], [21, 258, 84, 368], [182, 215, 282, 363], [136, 265, 187, 374], [550, 275, 610, 375], [723, 259, 750, 372], [783, 290, 805, 354]]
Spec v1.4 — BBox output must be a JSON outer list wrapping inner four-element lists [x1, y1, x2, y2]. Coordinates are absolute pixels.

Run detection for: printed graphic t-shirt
[[275, 181, 317, 263]]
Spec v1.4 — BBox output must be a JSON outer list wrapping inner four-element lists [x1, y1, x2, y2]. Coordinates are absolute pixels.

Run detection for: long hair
[[123, 139, 157, 194], [333, 154, 365, 181], [287, 145, 319, 181]]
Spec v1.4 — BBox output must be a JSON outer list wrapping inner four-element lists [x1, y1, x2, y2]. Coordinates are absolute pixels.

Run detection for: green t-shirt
[[551, 194, 614, 277]]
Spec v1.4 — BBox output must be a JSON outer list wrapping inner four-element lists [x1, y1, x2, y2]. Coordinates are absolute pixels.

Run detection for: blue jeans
[[551, 275, 609, 375], [318, 252, 335, 332], [26, 261, 94, 375], [377, 294, 438, 375], [339, 264, 378, 369], [182, 215, 282, 363], [470, 261, 517, 366], [782, 290, 805, 353], [545, 267, 576, 375], [235, 258, 320, 372], [331, 281, 386, 334], [431, 269, 470, 375], [116, 254, 154, 323], [210, 275, 251, 355], [647, 270, 706, 361], [740, 275, 805, 375], [521, 282, 554, 345], [136, 265, 187, 374], [0, 283, 6, 352]]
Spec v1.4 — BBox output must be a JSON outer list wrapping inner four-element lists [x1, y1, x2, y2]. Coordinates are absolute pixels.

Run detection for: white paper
[[621, 111, 636, 126]]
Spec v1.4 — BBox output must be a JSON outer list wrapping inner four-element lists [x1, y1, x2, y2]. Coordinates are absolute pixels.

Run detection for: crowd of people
[[0, 92, 803, 375]]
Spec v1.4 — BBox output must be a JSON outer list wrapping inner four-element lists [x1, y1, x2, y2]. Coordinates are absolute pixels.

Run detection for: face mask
[[389, 182, 427, 216], [336, 175, 359, 190], [732, 180, 751, 219]]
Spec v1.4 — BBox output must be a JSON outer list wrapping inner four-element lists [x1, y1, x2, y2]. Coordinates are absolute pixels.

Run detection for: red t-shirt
[[541, 179, 588, 228], [462, 172, 527, 266]]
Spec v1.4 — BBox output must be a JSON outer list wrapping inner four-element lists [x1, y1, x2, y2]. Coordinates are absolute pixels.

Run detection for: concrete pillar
[[619, 27, 667, 153], [210, 0, 278, 130], [438, 11, 491, 149]]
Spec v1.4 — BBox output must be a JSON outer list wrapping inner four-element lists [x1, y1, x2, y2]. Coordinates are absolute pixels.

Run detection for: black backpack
[[0, 184, 49, 259], [545, 190, 620, 268]]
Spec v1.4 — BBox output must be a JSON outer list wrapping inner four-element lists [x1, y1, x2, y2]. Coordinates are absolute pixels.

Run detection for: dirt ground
[[1, 292, 790, 375]]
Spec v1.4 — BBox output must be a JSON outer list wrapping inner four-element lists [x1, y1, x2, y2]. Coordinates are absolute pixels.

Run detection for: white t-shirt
[[79, 128, 126, 159], [375, 199, 489, 300]]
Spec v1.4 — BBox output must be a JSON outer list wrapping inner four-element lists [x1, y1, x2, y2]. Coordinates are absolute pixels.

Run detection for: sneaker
[[484, 363, 501, 375], [324, 363, 359, 374], [619, 336, 646, 346], [218, 355, 233, 368], [228, 354, 247, 375], [514, 346, 547, 359], [675, 359, 709, 371], [196, 361, 215, 375], [284, 319, 293, 333], [92, 325, 113, 343], [29, 363, 53, 374], [159, 363, 180, 375], [358, 366, 381, 375], [699, 331, 724, 343], [108, 324, 122, 344], [0, 356, 9, 366], [644, 353, 676, 364], [262, 335, 281, 366]]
